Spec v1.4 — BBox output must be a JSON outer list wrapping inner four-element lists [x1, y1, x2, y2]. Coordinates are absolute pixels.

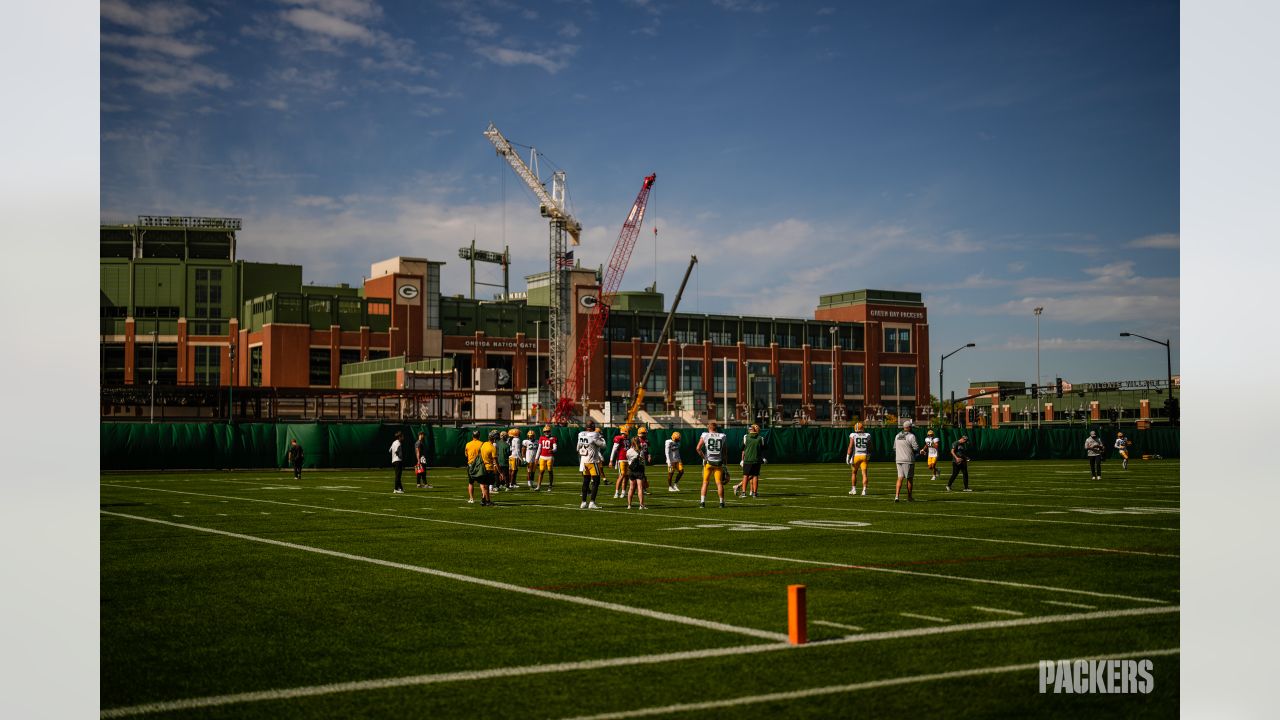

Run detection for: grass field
[[100, 458, 1179, 718]]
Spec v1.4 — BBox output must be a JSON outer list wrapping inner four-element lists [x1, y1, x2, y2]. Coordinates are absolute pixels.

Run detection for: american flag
[[556, 250, 574, 269]]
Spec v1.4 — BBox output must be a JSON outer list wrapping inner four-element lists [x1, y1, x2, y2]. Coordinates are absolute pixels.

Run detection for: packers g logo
[[579, 295, 599, 308], [397, 284, 420, 300]]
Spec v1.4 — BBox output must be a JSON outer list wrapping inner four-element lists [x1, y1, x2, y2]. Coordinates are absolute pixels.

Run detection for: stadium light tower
[[939, 343, 976, 426], [1034, 307, 1044, 428], [1120, 332, 1175, 424]]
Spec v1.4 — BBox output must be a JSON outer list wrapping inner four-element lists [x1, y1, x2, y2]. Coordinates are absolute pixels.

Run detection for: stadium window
[[712, 360, 737, 393], [309, 348, 332, 386], [880, 366, 899, 397], [843, 364, 864, 396], [608, 358, 631, 395], [812, 362, 832, 395], [193, 346, 219, 386], [680, 359, 703, 391], [899, 367, 916, 397], [100, 344, 125, 384], [368, 349, 390, 361], [644, 359, 667, 392], [747, 361, 771, 379], [249, 347, 263, 386], [780, 363, 802, 395], [339, 349, 362, 369]]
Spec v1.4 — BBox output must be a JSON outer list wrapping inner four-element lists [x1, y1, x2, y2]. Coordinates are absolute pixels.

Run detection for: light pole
[[679, 343, 687, 391], [829, 326, 838, 426], [228, 342, 236, 424], [533, 320, 541, 421], [1034, 307, 1043, 428], [149, 328, 158, 424], [582, 354, 590, 426], [939, 342, 976, 427], [1120, 332, 1175, 425]]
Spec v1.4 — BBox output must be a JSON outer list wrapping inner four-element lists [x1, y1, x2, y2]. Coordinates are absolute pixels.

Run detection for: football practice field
[[100, 459, 1179, 718]]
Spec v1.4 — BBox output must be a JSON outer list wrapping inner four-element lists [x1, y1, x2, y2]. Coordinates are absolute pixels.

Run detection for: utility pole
[[149, 329, 157, 424], [1034, 307, 1044, 428]]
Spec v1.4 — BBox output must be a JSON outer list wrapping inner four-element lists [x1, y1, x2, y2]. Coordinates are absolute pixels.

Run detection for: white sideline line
[[533, 503, 1178, 559], [555, 647, 1182, 720], [1043, 600, 1096, 610], [972, 606, 1024, 616], [812, 620, 863, 632], [899, 613, 950, 623], [98, 607, 1180, 718], [100, 511, 788, 644], [795, 502, 1179, 532], [101, 484, 1173, 605]]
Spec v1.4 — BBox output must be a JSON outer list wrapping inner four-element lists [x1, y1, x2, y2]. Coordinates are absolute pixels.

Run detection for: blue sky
[[100, 0, 1179, 389]]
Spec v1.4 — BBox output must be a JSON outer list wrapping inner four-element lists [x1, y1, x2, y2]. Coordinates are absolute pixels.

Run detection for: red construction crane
[[552, 174, 657, 424]]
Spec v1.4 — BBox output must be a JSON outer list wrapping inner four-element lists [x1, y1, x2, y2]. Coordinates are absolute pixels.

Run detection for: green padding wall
[[100, 423, 1179, 471]]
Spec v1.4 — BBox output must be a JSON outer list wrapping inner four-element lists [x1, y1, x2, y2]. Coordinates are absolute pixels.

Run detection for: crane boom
[[621, 255, 698, 431], [483, 122, 582, 244], [553, 174, 656, 424]]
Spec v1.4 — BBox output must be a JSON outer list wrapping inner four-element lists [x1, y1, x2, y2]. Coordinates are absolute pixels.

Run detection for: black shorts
[[742, 462, 761, 476], [629, 465, 647, 481]]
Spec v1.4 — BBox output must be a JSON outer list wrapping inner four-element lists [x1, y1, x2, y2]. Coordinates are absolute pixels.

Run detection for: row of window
[[600, 359, 913, 399], [600, 324, 875, 350]]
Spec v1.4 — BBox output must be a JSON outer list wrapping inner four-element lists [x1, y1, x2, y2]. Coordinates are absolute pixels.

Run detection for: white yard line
[[971, 606, 1024, 616], [793, 502, 1179, 532], [899, 612, 950, 623], [98, 608, 1180, 719], [101, 484, 1173, 605], [1043, 600, 1097, 610], [530, 503, 1178, 559], [812, 620, 863, 632], [101, 510, 787, 643], [554, 647, 1182, 720]]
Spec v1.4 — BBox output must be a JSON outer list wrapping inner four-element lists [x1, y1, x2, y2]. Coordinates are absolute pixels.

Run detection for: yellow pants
[[852, 455, 868, 470], [539, 458, 554, 471], [703, 464, 725, 484]]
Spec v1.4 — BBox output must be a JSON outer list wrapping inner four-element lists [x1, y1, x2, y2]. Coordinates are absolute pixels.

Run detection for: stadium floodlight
[[1120, 332, 1175, 425]]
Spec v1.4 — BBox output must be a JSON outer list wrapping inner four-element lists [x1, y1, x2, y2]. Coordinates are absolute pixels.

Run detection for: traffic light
[[1055, 377, 1063, 398]]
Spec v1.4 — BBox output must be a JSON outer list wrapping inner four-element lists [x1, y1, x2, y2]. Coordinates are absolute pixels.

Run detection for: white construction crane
[[483, 122, 581, 404]]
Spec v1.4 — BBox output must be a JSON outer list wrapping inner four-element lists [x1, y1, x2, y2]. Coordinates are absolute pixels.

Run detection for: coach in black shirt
[[946, 435, 971, 492]]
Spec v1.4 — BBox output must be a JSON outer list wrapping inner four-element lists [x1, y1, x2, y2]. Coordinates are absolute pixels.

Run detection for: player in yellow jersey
[[923, 429, 941, 480]]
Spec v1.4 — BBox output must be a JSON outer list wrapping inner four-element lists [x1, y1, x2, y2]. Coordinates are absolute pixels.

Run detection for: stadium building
[[100, 217, 932, 423]]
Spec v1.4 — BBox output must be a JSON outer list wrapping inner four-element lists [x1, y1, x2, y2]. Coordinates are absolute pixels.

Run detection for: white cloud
[[281, 8, 375, 43], [559, 21, 581, 38], [280, 0, 382, 21], [712, 0, 773, 12], [997, 337, 1151, 352], [101, 0, 205, 34], [103, 52, 232, 94], [266, 97, 290, 111], [1127, 233, 1179, 249], [474, 44, 578, 74], [101, 32, 210, 59]]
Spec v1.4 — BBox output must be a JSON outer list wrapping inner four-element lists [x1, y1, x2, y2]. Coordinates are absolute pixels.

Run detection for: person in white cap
[[893, 419, 921, 503], [1084, 430, 1105, 480]]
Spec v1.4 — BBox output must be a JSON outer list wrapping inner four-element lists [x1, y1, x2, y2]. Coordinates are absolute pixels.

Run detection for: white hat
[[901, 419, 913, 428], [1090, 430, 1097, 437]]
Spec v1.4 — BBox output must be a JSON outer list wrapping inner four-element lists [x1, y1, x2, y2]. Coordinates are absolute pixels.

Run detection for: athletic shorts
[[742, 462, 761, 476], [629, 465, 647, 481], [703, 464, 725, 484], [927, 456, 937, 469], [667, 461, 683, 472], [581, 462, 601, 477], [852, 455, 868, 470], [539, 458, 554, 470], [896, 462, 915, 479], [616, 461, 629, 476], [508, 457, 518, 471], [1120, 451, 1129, 459]]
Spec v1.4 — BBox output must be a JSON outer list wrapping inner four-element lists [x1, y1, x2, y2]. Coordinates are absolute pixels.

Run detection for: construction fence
[[100, 422, 1179, 472]]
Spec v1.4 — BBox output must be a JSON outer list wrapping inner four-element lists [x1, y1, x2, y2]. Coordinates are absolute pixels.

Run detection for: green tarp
[[100, 422, 1179, 471]]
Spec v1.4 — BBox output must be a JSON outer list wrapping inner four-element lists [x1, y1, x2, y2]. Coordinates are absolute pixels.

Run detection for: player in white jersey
[[522, 430, 538, 488], [845, 422, 872, 496], [1115, 432, 1131, 469], [576, 420, 607, 509], [664, 432, 684, 491], [696, 421, 728, 508], [923, 429, 941, 480]]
